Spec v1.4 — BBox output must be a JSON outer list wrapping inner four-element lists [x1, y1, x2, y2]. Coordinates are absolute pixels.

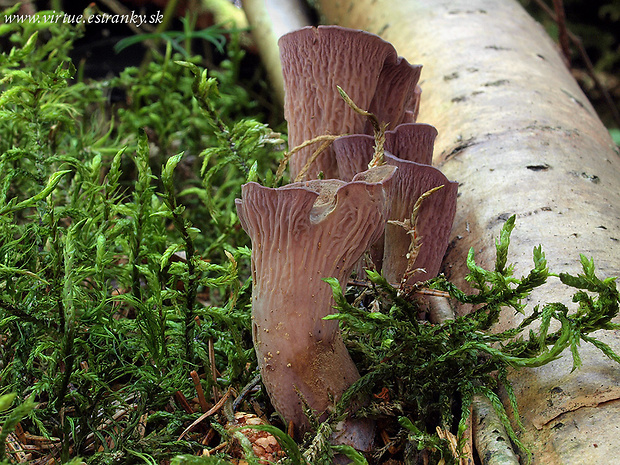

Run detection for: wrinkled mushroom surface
[[333, 123, 454, 282], [382, 152, 458, 285], [235, 165, 396, 444], [334, 122, 438, 181], [279, 25, 421, 180]]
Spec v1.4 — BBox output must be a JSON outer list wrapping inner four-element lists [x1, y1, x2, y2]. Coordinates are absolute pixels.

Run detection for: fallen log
[[241, 0, 312, 105], [316, 0, 620, 463]]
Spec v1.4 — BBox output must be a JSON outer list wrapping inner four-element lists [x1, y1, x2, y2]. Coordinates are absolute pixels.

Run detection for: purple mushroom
[[333, 124, 458, 285], [279, 25, 421, 180], [382, 152, 458, 285], [235, 165, 396, 449], [334, 122, 438, 181]]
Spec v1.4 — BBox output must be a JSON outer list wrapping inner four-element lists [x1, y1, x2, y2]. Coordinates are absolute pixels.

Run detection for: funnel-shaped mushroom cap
[[279, 25, 422, 180], [333, 123, 443, 276], [235, 165, 396, 441], [334, 123, 438, 181], [382, 152, 458, 285]]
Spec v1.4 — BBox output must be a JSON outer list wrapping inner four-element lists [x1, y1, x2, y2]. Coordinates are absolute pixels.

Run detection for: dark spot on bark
[[551, 386, 564, 395], [449, 9, 487, 14], [527, 164, 551, 171], [377, 23, 390, 35], [521, 208, 552, 218], [537, 53, 546, 60], [561, 88, 587, 110], [444, 72, 459, 81], [570, 171, 600, 183], [551, 422, 565, 430], [597, 225, 607, 230], [442, 137, 476, 160], [488, 213, 513, 229], [484, 79, 510, 87], [452, 95, 467, 103], [485, 45, 511, 51]]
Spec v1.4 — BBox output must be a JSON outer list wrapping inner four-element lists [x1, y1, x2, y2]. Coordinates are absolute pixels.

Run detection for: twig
[[425, 297, 518, 464], [190, 370, 209, 413], [205, 440, 229, 456], [241, 0, 313, 105], [208, 338, 220, 403], [472, 395, 520, 465], [178, 387, 233, 440], [418, 293, 455, 324], [436, 426, 474, 465], [175, 390, 194, 414], [552, 0, 570, 67], [137, 413, 148, 439], [4, 433, 30, 462], [530, 0, 620, 127], [232, 373, 262, 412]]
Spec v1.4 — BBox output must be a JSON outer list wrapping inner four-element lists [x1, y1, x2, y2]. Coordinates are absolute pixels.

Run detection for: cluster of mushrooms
[[235, 26, 458, 453]]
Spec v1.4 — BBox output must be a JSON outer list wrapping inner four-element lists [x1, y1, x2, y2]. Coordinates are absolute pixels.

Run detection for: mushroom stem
[[236, 166, 396, 448]]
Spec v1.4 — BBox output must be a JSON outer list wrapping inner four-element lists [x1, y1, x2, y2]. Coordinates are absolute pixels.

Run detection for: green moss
[[2, 4, 619, 464], [326, 215, 619, 464], [0, 7, 282, 463]]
